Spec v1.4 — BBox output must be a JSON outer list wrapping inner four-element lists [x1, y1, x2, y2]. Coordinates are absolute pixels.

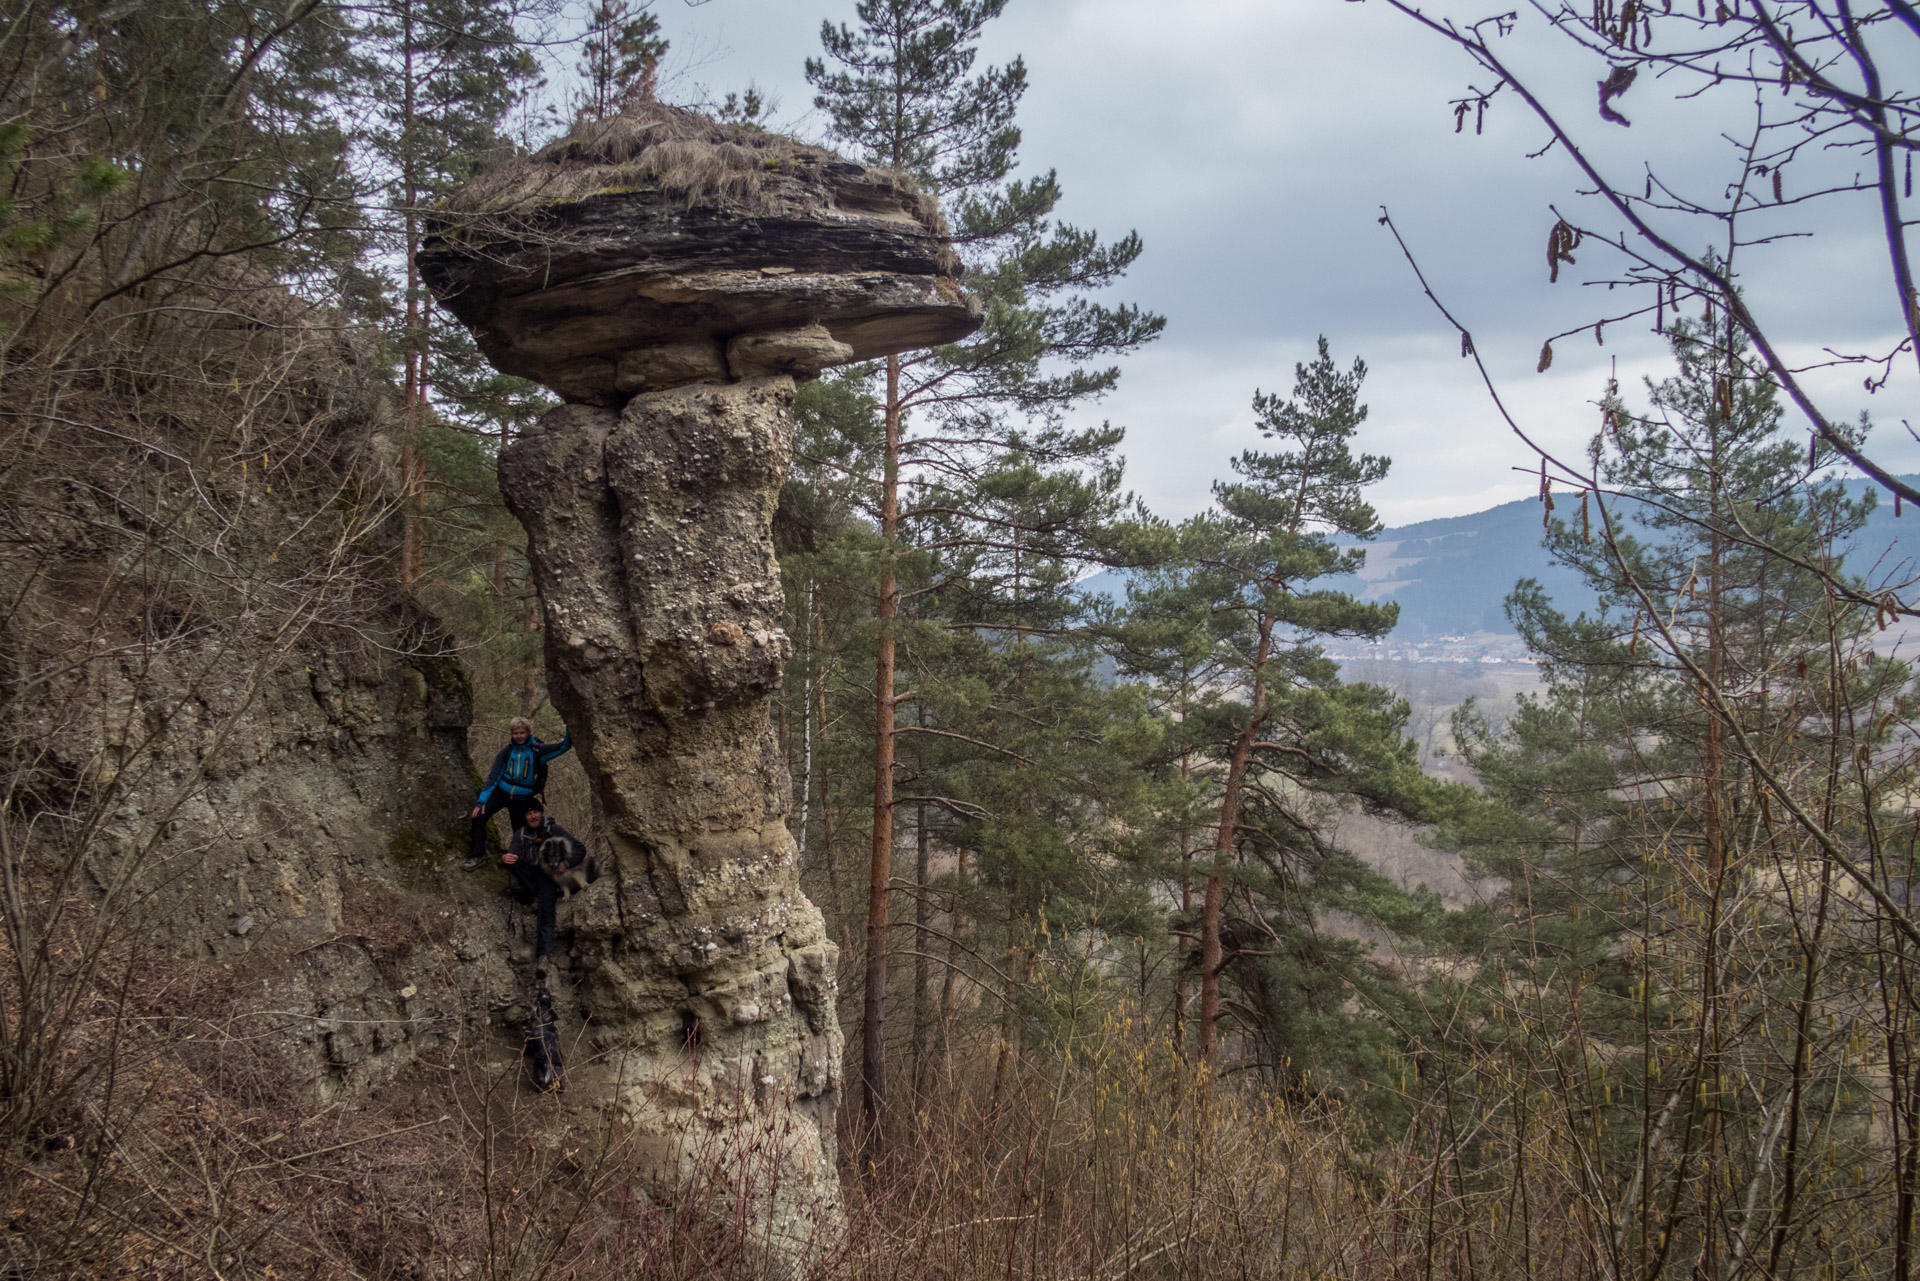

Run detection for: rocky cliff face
[[419, 103, 980, 1244], [95, 629, 514, 1098], [0, 367, 527, 1105]]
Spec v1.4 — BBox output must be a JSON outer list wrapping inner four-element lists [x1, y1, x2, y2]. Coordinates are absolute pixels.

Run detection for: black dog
[[524, 983, 562, 1092], [537, 834, 597, 898]]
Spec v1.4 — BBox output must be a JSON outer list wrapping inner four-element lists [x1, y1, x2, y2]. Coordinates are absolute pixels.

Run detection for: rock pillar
[[502, 378, 843, 1241], [417, 103, 979, 1249]]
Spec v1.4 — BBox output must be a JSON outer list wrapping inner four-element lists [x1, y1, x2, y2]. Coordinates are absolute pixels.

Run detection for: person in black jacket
[[464, 717, 572, 872], [503, 802, 575, 965]]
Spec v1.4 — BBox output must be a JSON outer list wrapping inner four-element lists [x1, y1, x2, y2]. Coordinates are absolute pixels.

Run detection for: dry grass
[[443, 101, 929, 224], [830, 1006, 1616, 1281], [0, 843, 843, 1281], [838, 1015, 1364, 1281], [0, 865, 1875, 1281], [0, 953, 1426, 1281]]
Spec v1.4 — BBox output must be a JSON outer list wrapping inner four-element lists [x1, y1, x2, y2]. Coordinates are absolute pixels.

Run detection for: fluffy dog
[[537, 834, 597, 898]]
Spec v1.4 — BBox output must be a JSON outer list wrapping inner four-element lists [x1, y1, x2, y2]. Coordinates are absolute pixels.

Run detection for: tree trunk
[[991, 869, 1021, 1107], [1199, 618, 1274, 1077], [1172, 739, 1192, 1123], [399, 442, 421, 583], [778, 694, 792, 832], [398, 3, 425, 586], [939, 848, 966, 1085], [860, 352, 901, 1167], [1699, 364, 1728, 1278], [912, 796, 932, 1103], [521, 594, 540, 716], [815, 599, 842, 936]]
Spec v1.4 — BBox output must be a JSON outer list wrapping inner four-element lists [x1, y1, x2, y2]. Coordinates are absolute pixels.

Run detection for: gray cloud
[[647, 0, 1920, 524]]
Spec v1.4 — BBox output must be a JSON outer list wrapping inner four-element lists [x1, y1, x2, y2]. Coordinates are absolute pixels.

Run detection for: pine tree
[[806, 0, 1162, 1159], [1, 0, 368, 340], [577, 0, 667, 119], [1115, 340, 1432, 1084], [1438, 320, 1911, 1273], [360, 0, 548, 586]]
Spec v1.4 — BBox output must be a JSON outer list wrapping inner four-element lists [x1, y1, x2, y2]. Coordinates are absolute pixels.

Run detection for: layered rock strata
[[4, 381, 514, 1101], [419, 104, 980, 1244], [419, 105, 977, 406]]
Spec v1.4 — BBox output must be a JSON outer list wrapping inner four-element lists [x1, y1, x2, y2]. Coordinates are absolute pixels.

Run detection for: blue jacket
[[477, 731, 572, 804]]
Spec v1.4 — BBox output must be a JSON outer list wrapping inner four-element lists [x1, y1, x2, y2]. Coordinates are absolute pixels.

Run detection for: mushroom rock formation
[[417, 104, 979, 1244], [418, 105, 978, 406]]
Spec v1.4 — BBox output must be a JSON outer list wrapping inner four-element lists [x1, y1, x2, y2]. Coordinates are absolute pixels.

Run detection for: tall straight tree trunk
[[991, 869, 1021, 1106], [911, 796, 932, 1102], [939, 848, 966, 1084], [398, 0, 425, 586], [1698, 369, 1729, 1278], [993, 530, 1034, 1107], [1172, 738, 1193, 1124], [815, 600, 843, 936], [778, 695, 792, 832], [1704, 426, 1725, 882], [1199, 618, 1274, 1077], [399, 444, 420, 582], [861, 352, 902, 1165], [521, 594, 540, 716]]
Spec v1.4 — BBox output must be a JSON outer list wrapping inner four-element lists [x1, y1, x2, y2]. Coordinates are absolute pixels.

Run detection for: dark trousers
[[470, 792, 536, 863], [508, 857, 559, 960]]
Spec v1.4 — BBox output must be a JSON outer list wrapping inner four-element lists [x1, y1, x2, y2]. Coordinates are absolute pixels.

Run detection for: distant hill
[[1330, 497, 1598, 637], [1083, 475, 1920, 639]]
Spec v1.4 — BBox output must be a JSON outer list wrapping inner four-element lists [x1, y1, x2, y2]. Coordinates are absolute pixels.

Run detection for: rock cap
[[418, 104, 981, 404]]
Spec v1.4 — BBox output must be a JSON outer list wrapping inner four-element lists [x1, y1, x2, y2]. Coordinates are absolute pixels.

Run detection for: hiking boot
[[461, 855, 486, 873]]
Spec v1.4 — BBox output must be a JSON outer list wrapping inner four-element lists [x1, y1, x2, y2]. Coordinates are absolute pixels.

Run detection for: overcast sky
[[630, 0, 1919, 527]]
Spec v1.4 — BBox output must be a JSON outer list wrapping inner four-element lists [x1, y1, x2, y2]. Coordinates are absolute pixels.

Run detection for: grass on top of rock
[[442, 100, 934, 224]]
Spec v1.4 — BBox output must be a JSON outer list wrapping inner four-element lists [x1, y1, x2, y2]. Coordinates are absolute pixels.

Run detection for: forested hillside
[[1086, 474, 1920, 640], [5, 0, 1920, 1278], [1342, 475, 1920, 636]]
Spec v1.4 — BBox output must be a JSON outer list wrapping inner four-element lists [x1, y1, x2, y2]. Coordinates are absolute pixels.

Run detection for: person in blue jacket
[[465, 717, 572, 872]]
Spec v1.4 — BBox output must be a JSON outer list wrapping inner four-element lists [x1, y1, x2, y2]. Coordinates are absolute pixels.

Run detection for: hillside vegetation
[[5, 0, 1920, 1279], [1086, 475, 1920, 641]]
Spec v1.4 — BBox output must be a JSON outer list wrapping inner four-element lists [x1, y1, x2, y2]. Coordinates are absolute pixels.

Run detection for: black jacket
[[506, 816, 576, 867]]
